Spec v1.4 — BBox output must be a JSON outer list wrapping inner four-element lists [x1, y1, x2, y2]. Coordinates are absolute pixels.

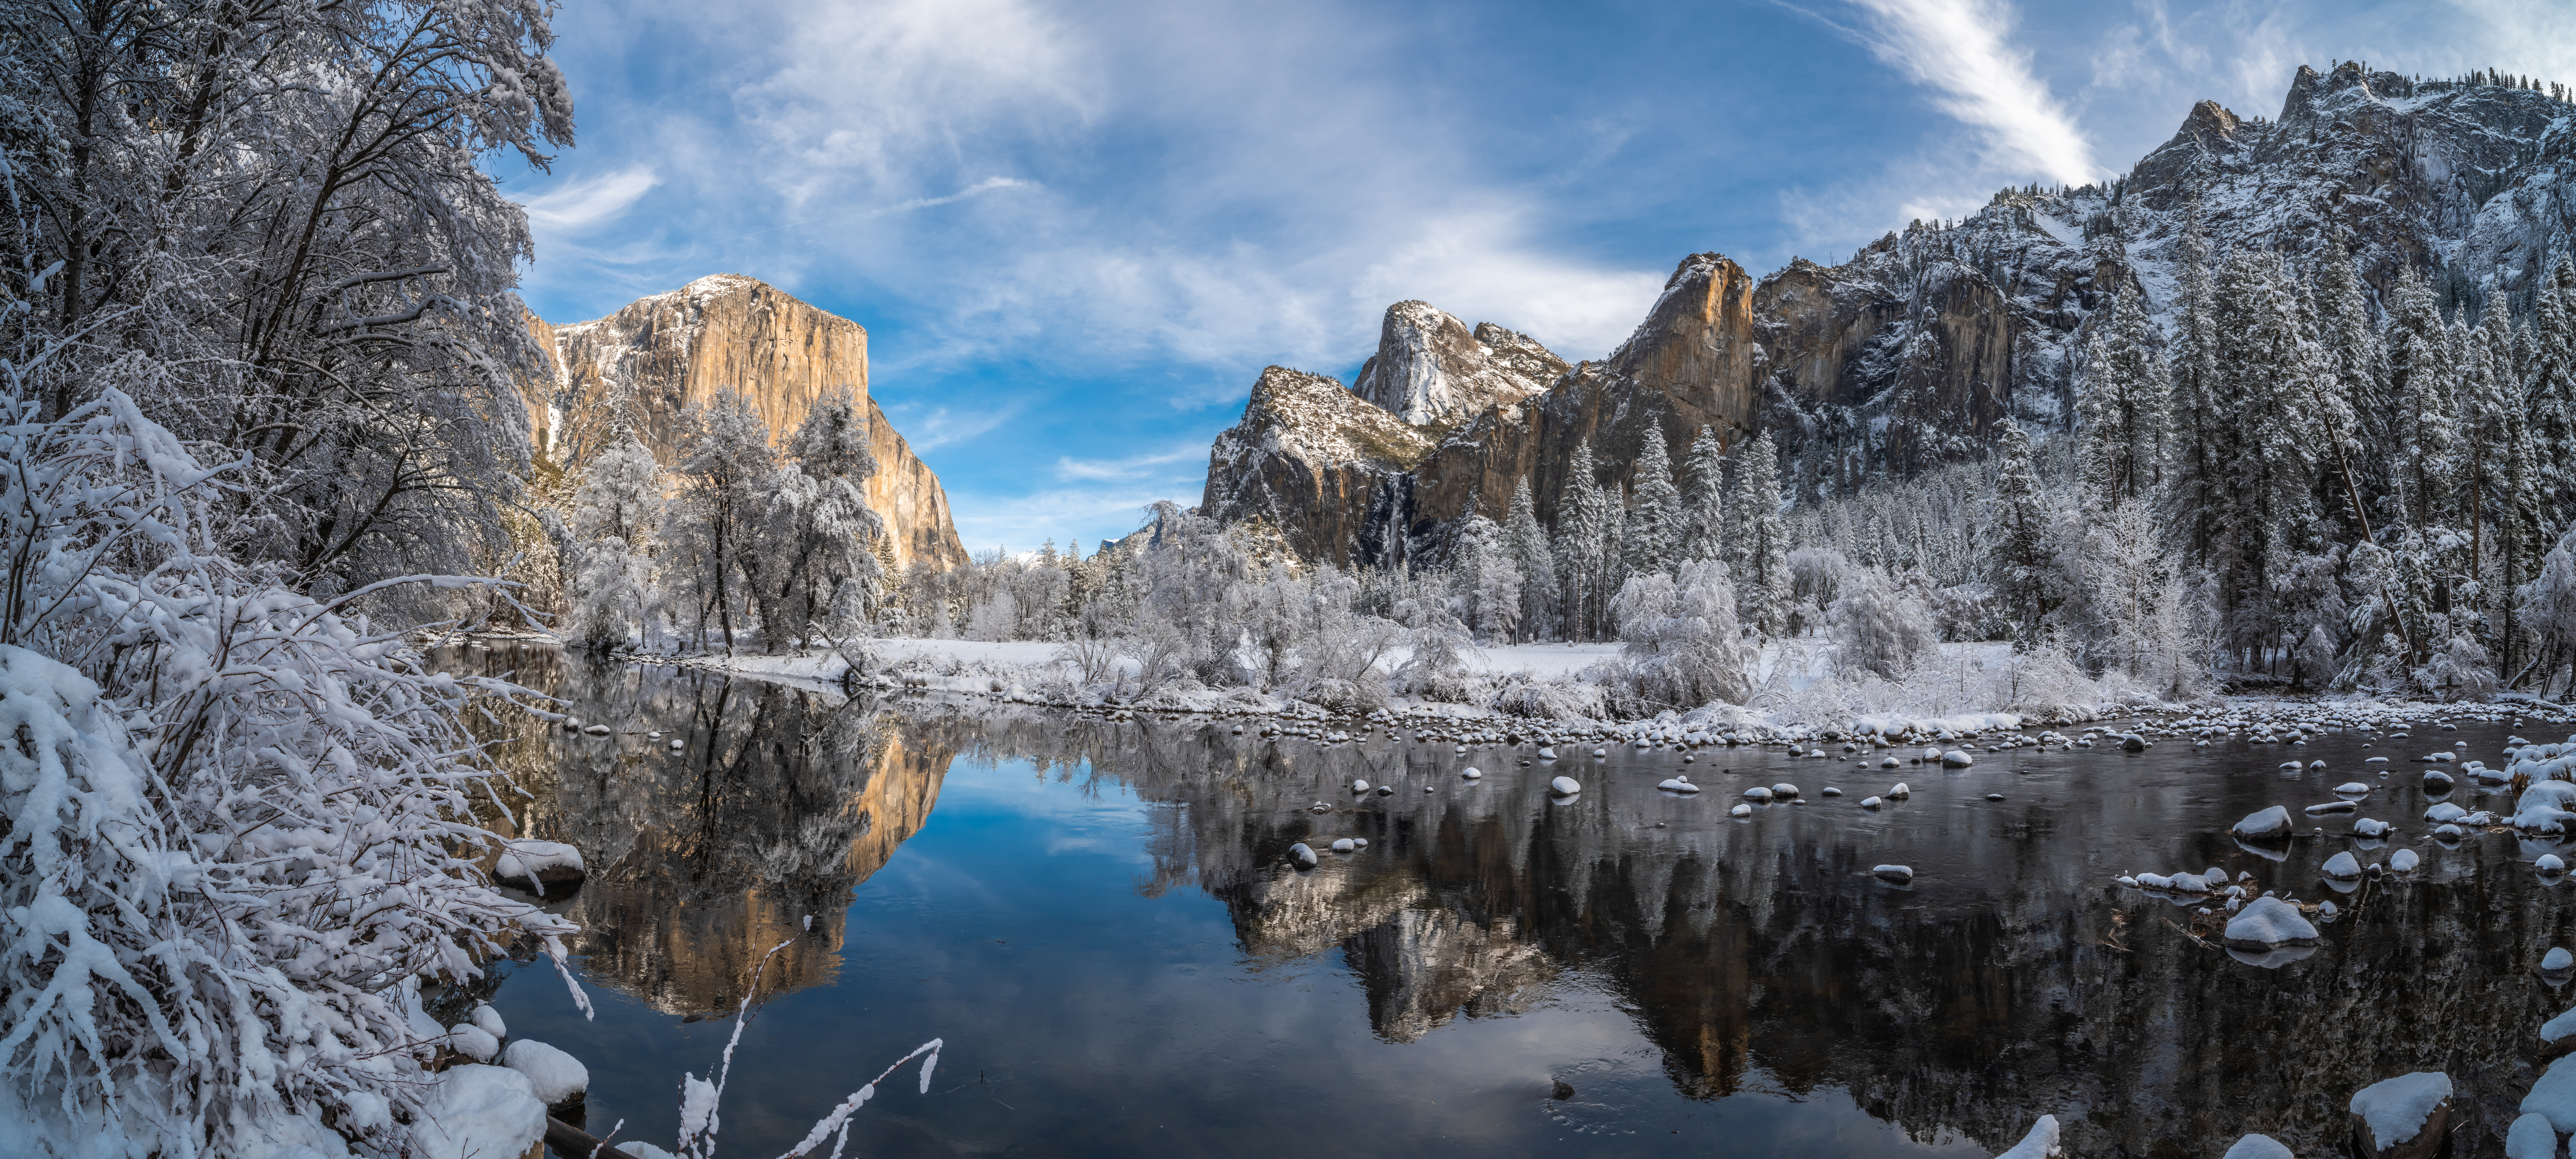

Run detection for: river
[[440, 642, 2573, 1158]]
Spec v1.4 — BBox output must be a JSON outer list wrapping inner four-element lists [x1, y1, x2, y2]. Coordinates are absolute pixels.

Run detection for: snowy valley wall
[[524, 274, 971, 571], [1203, 62, 2576, 568]]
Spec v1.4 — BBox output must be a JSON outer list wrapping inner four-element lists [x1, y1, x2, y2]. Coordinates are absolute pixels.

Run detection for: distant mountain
[[522, 274, 970, 571], [1203, 62, 2576, 567]]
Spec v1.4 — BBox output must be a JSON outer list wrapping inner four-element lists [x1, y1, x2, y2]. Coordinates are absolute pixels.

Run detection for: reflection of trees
[[442, 646, 950, 1015], [908, 708, 2571, 1157]]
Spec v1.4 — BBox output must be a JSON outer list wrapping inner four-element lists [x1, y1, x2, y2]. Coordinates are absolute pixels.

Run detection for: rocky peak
[[1200, 367, 1428, 566], [529, 274, 970, 571], [1352, 300, 1563, 427]]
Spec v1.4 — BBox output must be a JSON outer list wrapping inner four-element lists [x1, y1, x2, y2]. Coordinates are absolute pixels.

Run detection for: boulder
[[2349, 1072, 2452, 1159], [2231, 806, 2294, 841], [2224, 897, 2319, 950]]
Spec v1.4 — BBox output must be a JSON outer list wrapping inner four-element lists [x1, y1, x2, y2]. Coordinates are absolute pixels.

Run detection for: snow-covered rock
[[2231, 806, 2294, 840], [1872, 864, 1913, 883], [469, 1003, 506, 1040], [2527, 1054, 2576, 1132], [2350, 1072, 2452, 1159], [2390, 848, 2420, 873], [2224, 896, 2320, 950], [1941, 749, 1973, 767], [494, 839, 585, 894], [2424, 802, 2469, 824], [1289, 843, 1318, 868], [2548, 947, 2574, 972], [1331, 838, 1356, 853], [2323, 851, 2362, 879], [416, 1065, 546, 1159], [1860, 796, 1882, 809], [1744, 786, 1773, 801], [1991, 1114, 2059, 1159], [2505, 1112, 2556, 1159], [1549, 776, 1581, 795], [1729, 803, 1753, 817], [498, 1039, 589, 1107], [1887, 783, 1911, 798], [446, 1023, 499, 1063], [2220, 1135, 2293, 1159], [1771, 783, 1799, 797]]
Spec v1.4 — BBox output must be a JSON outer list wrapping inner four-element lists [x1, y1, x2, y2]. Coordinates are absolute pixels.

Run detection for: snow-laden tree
[[4, 0, 575, 597], [1504, 479, 1558, 641], [1609, 558, 1750, 709], [671, 393, 778, 654], [1554, 442, 1619, 641], [568, 437, 669, 649], [2315, 242, 2388, 531], [2204, 249, 2327, 654], [1450, 515, 1521, 642], [2384, 266, 2460, 533], [2164, 202, 2226, 560], [2531, 257, 2576, 532], [757, 389, 886, 650], [1986, 423, 2053, 642], [2521, 527, 2576, 696], [2074, 284, 2168, 510], [1620, 421, 1684, 580], [0, 385, 577, 1158], [1679, 426, 1728, 564], [1827, 569, 1939, 680], [1726, 432, 1791, 637]]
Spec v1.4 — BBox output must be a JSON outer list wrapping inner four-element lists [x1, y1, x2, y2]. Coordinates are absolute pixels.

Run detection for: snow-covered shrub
[[1608, 559, 1751, 711], [1392, 608, 1486, 704], [2418, 626, 2498, 702], [1829, 571, 1939, 680], [1490, 673, 1608, 720], [0, 389, 576, 1157]]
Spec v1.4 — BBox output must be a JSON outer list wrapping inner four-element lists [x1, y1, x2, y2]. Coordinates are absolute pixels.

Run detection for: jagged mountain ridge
[[524, 274, 971, 571], [1202, 63, 2576, 567]]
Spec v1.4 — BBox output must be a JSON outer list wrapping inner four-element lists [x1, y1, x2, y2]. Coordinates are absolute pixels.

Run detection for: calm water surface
[[443, 644, 2576, 1158]]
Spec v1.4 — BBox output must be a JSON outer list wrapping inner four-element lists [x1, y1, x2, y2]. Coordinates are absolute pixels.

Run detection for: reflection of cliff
[[447, 645, 952, 1015], [905, 709, 2568, 1157]]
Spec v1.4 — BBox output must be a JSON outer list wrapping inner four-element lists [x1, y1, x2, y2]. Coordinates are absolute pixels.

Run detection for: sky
[[497, 0, 2576, 557]]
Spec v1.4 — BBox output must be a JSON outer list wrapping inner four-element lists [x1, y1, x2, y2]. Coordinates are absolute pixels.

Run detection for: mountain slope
[[1200, 63, 2576, 567], [525, 274, 970, 571]]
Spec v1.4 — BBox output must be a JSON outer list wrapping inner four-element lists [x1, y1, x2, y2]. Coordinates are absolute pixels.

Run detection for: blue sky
[[499, 0, 2576, 556]]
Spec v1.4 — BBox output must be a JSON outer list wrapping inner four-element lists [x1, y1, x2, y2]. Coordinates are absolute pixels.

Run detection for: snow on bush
[[0, 389, 575, 1157]]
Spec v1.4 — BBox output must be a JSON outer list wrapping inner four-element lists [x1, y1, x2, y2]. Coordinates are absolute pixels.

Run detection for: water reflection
[[448, 645, 950, 1014], [457, 643, 2576, 1156]]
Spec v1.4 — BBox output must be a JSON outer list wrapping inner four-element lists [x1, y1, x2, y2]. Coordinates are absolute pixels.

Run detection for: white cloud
[[517, 166, 661, 235], [1053, 446, 1206, 482], [884, 402, 1024, 452], [1349, 210, 1665, 362], [1844, 0, 2102, 185]]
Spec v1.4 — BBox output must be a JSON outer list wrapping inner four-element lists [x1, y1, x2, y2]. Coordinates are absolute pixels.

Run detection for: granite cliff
[[525, 274, 969, 571], [1202, 63, 2576, 567]]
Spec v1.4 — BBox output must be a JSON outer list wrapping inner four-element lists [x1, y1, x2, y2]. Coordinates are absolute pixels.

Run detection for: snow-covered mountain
[[524, 274, 971, 571], [1203, 62, 2576, 567]]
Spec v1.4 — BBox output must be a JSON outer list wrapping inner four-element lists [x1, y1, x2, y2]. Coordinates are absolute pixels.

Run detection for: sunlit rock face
[[524, 274, 968, 572], [912, 710, 2564, 1158], [1199, 366, 1433, 567], [1351, 301, 1562, 428], [1203, 65, 2576, 566]]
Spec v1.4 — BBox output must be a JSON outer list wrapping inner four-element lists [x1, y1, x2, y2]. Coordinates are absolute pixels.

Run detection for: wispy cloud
[[1842, 0, 2101, 185], [517, 166, 661, 234], [885, 402, 1023, 452], [1054, 446, 1205, 482]]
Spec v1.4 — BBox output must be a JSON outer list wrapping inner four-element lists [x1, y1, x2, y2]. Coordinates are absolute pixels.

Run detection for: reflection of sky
[[492, 750, 1987, 1158]]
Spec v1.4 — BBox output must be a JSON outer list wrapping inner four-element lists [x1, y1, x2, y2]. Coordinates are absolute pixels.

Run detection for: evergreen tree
[[2206, 250, 2325, 660], [1554, 441, 1618, 641], [2164, 202, 2226, 559], [2313, 242, 2385, 537], [2074, 283, 2169, 509], [2531, 256, 2576, 531], [1621, 422, 1685, 579], [2384, 265, 2459, 532], [568, 438, 668, 649], [1679, 425, 1728, 563], [1728, 432, 1791, 636], [1988, 423, 2054, 642], [1505, 478, 1558, 640], [759, 389, 887, 650]]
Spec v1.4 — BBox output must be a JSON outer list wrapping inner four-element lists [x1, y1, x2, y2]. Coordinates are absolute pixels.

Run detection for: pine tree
[[1988, 422, 2053, 642], [2384, 265, 2459, 532], [1679, 425, 1728, 564], [2313, 242, 2385, 537], [2461, 309, 2517, 579], [2531, 256, 2576, 531], [2206, 250, 2325, 661], [1621, 421, 1685, 580], [1554, 441, 1618, 641], [1505, 478, 1558, 640], [2164, 201, 2226, 559], [2074, 283, 2169, 510], [1728, 432, 1790, 636]]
